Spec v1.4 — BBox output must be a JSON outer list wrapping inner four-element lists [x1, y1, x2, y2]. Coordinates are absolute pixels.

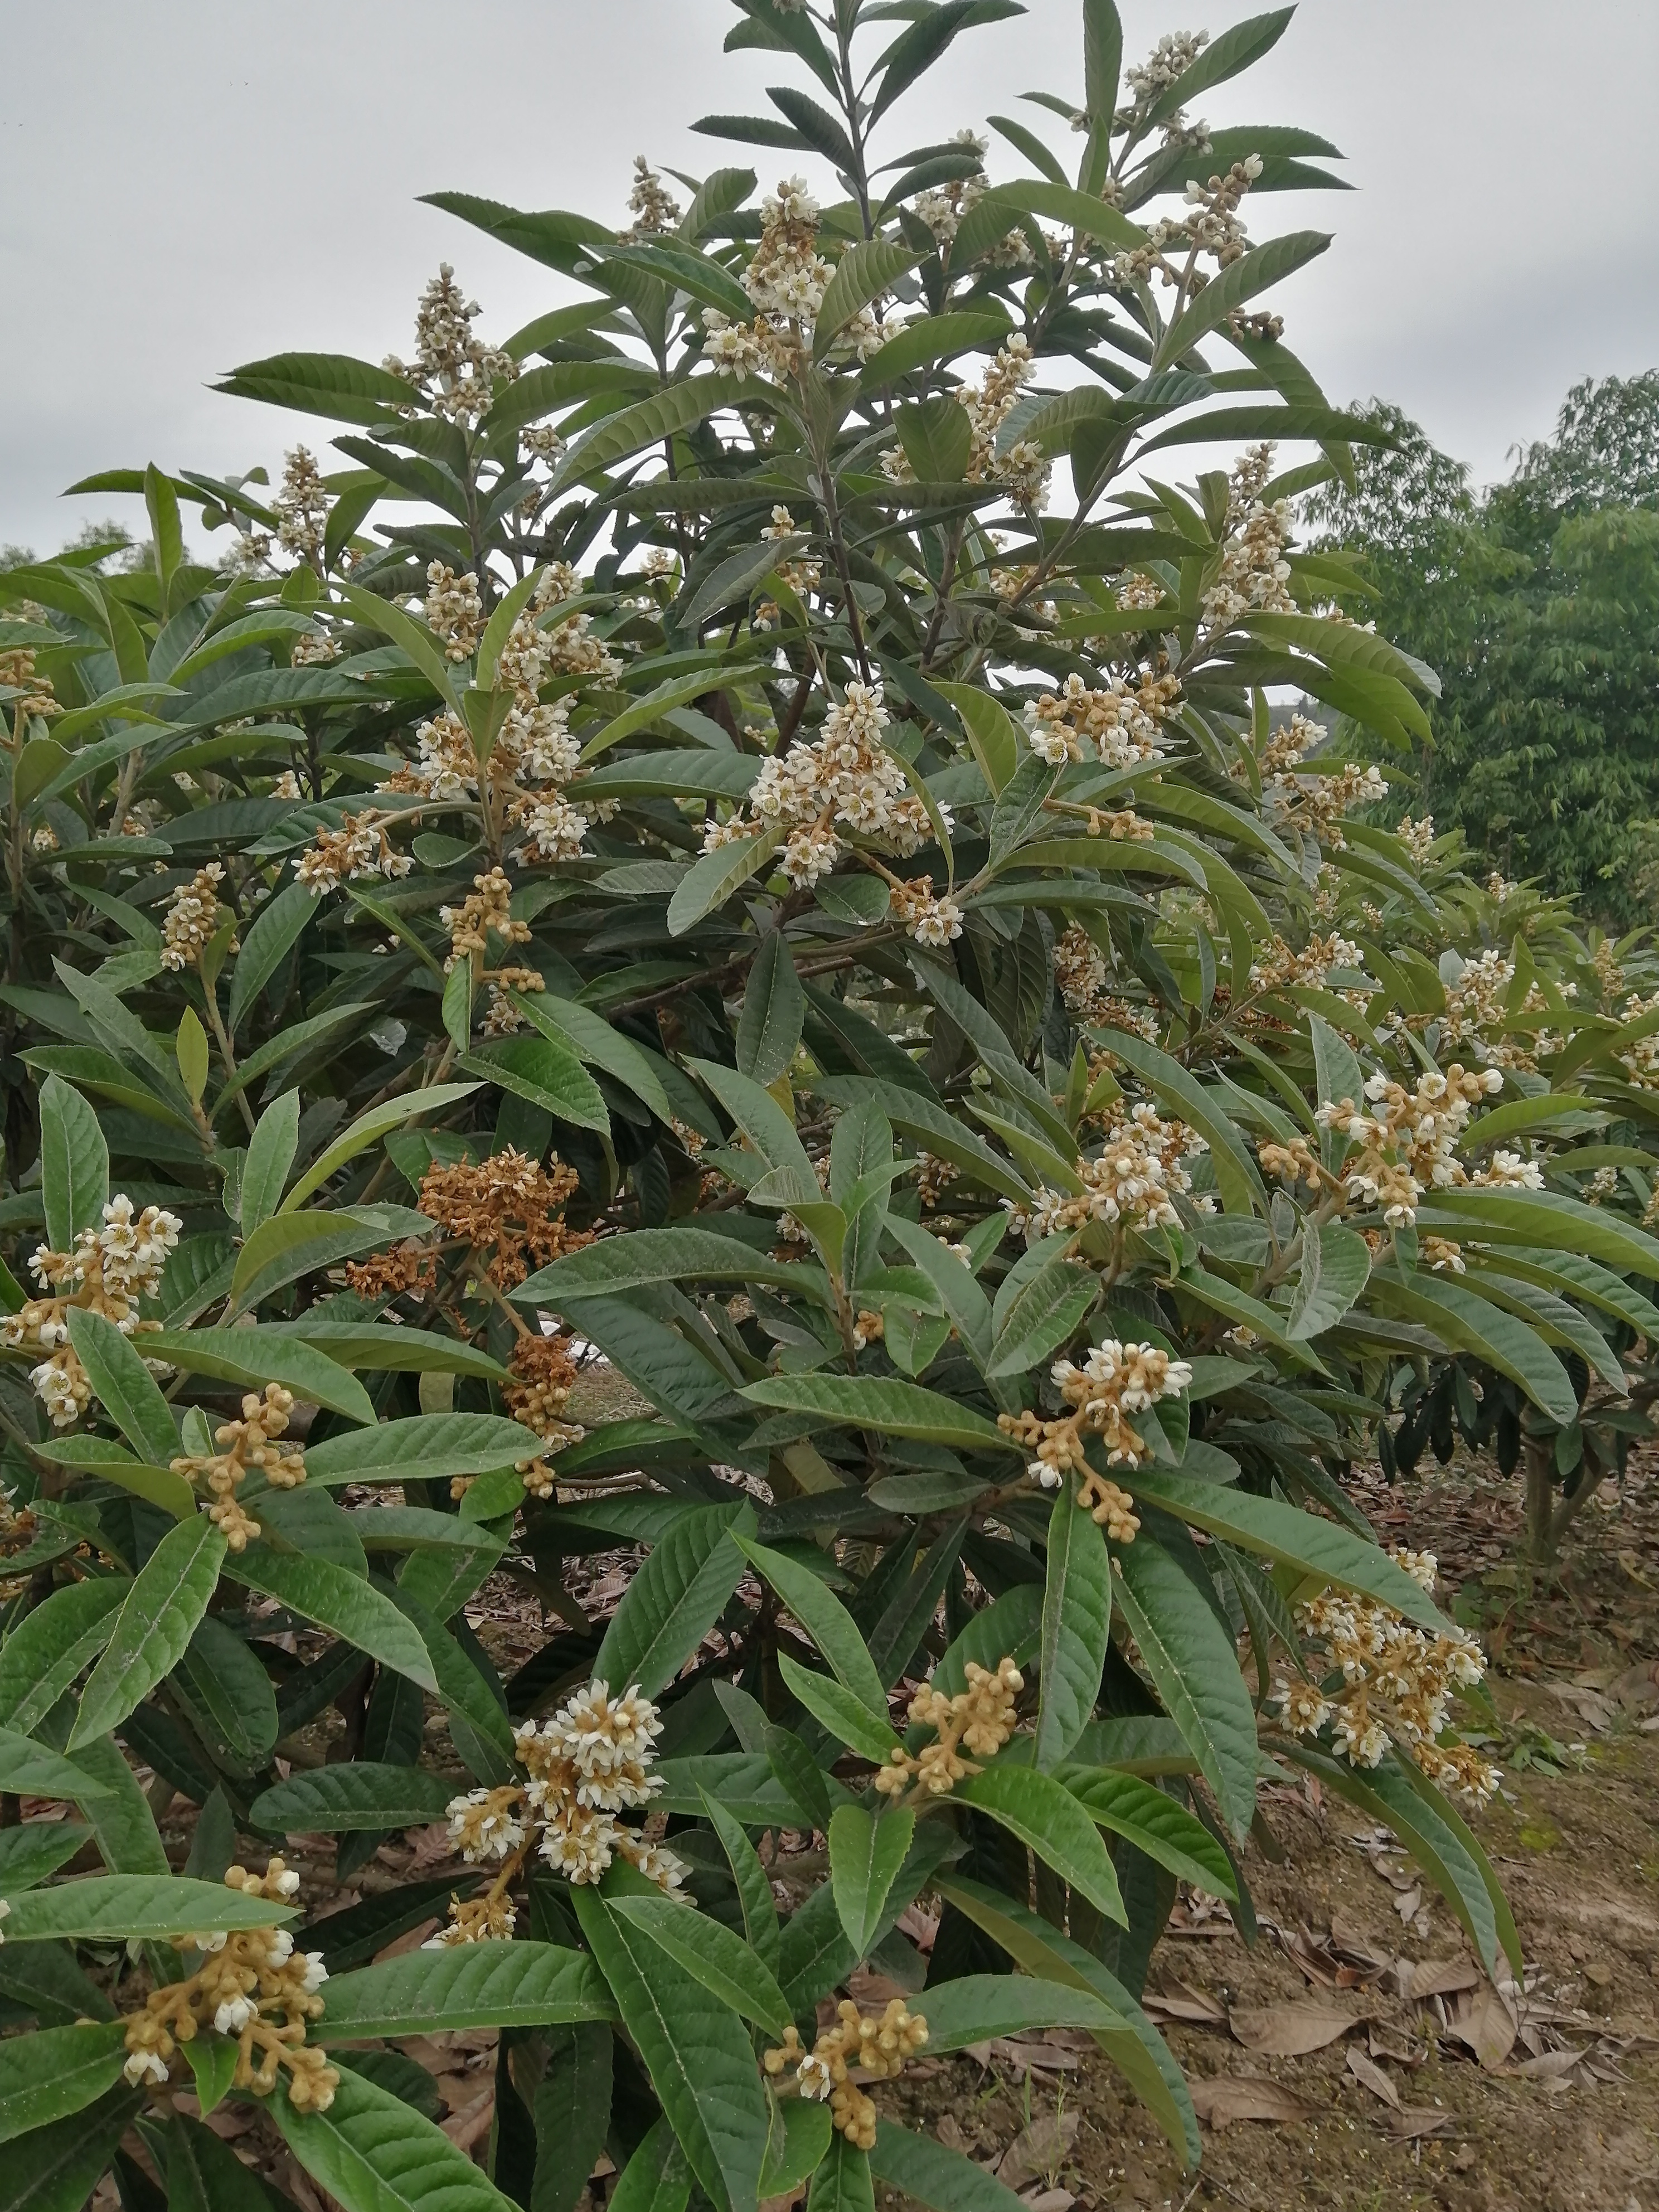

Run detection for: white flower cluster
[[704, 178, 886, 381], [161, 863, 234, 973], [619, 155, 681, 241], [704, 681, 944, 889], [1314, 1065, 1508, 1227], [1051, 1340, 1194, 1467], [4, 1197, 182, 1427], [891, 875, 963, 947], [424, 562, 483, 661], [884, 336, 1049, 507], [1200, 443, 1296, 626], [913, 129, 990, 249], [295, 811, 414, 896], [442, 1678, 688, 1903], [1025, 669, 1180, 769], [274, 447, 329, 563], [1397, 813, 1436, 866], [1276, 1550, 1498, 1805], [1008, 1102, 1207, 1239], [1124, 28, 1209, 101], [383, 263, 517, 426], [1618, 990, 1659, 1089]]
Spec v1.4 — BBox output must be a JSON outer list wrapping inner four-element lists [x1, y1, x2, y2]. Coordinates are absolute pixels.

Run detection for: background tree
[[1309, 373, 1659, 926]]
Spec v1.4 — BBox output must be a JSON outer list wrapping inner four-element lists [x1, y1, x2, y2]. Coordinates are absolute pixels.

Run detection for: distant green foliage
[[1309, 375, 1659, 925]]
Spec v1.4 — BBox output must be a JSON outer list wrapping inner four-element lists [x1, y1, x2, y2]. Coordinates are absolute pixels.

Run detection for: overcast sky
[[4, 1, 1657, 558]]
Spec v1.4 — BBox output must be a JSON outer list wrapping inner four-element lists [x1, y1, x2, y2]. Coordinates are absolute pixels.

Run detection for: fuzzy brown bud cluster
[[874, 1655, 1023, 1800], [171, 1384, 306, 1551], [764, 1998, 929, 2148], [416, 1147, 588, 1291], [120, 1858, 335, 2111]]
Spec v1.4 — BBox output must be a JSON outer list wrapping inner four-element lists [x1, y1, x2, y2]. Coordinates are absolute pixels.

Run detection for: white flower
[[123, 2049, 171, 2087], [213, 1996, 256, 2036]]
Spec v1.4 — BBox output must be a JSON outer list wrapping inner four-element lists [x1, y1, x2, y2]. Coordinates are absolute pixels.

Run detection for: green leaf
[[178, 1613, 280, 1768], [737, 932, 805, 1087], [279, 1080, 480, 1211], [954, 1764, 1126, 1923], [69, 1514, 226, 1749], [870, 2120, 1028, 2212], [317, 1943, 616, 2041], [0, 2020, 128, 2147], [1057, 1764, 1239, 1895], [516, 1226, 802, 1307], [64, 1306, 179, 1467], [1094, 1030, 1267, 1214], [462, 1033, 611, 1138], [933, 1875, 1197, 2168], [919, 1972, 1132, 2053], [667, 824, 784, 937], [733, 1535, 889, 1719], [1279, 1744, 1502, 1980], [807, 2131, 872, 2212], [303, 1411, 545, 1488], [229, 1205, 418, 1313], [987, 1254, 1098, 1380], [273, 2059, 521, 2212], [1366, 1269, 1578, 1426], [1035, 1483, 1111, 1769], [573, 1883, 770, 2212], [511, 992, 673, 1124], [768, 2104, 837, 2206], [698, 1788, 782, 1973], [1111, 1537, 1258, 1836], [932, 682, 1020, 795], [550, 373, 760, 496], [164, 2108, 278, 2206], [1428, 1185, 1659, 1281], [37, 1072, 108, 1250], [239, 1090, 301, 1232], [3, 1874, 297, 1943], [0, 1822, 94, 1894], [778, 1653, 899, 1763], [139, 1327, 376, 1425], [596, 1501, 755, 1699], [332, 576, 461, 707], [1287, 1221, 1370, 1340], [608, 2118, 692, 2212], [1, 2082, 142, 2212], [740, 1374, 1020, 1456], [180, 2035, 241, 2123], [857, 312, 1012, 391], [223, 1552, 438, 1692], [250, 1763, 457, 1833], [828, 1803, 914, 1959], [1156, 230, 1330, 368], [226, 881, 319, 1034], [175, 1006, 209, 1106], [532, 2022, 614, 2212], [611, 1891, 793, 2035], [814, 239, 919, 356]]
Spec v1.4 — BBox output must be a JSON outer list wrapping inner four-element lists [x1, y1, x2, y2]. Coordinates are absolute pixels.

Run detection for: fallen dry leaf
[[1020, 2192, 1076, 2212], [1388, 2106, 1458, 2141], [1345, 2046, 1401, 2109], [1144, 1977, 1228, 2025], [1229, 2002, 1366, 2056], [996, 2111, 1079, 2192], [1511, 2048, 1586, 2082], [1405, 1956, 1482, 2000], [1446, 1983, 1519, 2071], [1189, 2076, 1320, 2129]]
